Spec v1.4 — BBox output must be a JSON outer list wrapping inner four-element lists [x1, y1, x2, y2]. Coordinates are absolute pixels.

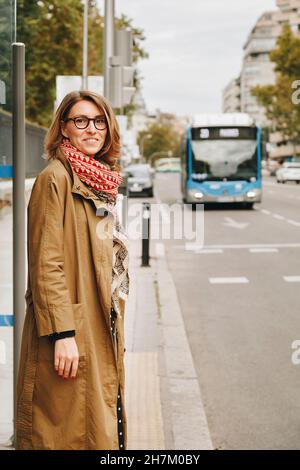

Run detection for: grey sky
[[100, 0, 277, 116]]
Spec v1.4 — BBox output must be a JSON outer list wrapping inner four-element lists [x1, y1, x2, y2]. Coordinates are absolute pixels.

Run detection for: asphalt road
[[154, 173, 300, 450]]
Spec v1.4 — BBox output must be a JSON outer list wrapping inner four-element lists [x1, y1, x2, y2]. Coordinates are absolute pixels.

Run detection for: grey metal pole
[[141, 202, 151, 267], [82, 0, 88, 90], [12, 42, 26, 443], [104, 0, 115, 98]]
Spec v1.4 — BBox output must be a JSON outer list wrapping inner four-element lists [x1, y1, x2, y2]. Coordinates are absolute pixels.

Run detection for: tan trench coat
[[16, 150, 127, 450]]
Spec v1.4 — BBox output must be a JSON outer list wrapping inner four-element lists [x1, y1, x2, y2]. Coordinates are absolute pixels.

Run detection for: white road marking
[[195, 249, 223, 254], [185, 243, 205, 251], [185, 242, 300, 251], [260, 209, 271, 215], [283, 276, 300, 283], [259, 208, 300, 227], [223, 217, 249, 230], [287, 219, 300, 227], [249, 248, 278, 253], [209, 277, 249, 284]]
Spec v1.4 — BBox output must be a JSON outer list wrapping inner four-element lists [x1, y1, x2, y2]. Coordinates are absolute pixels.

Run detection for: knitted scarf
[[60, 139, 129, 318], [60, 139, 122, 198]]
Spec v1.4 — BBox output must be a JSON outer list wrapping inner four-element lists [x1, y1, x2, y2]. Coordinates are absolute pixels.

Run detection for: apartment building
[[222, 78, 241, 113], [240, 11, 279, 126], [223, 0, 300, 160]]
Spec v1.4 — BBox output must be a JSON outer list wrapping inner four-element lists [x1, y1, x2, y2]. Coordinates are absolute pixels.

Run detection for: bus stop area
[[0, 180, 213, 450]]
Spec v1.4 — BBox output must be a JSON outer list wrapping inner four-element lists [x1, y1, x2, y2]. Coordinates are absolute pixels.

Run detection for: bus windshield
[[191, 139, 258, 181]]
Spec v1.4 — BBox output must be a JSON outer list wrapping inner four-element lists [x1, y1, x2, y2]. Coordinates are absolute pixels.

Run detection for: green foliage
[[138, 120, 182, 164], [252, 24, 300, 148], [88, 0, 103, 75], [18, 0, 83, 127], [269, 24, 300, 77], [15, 0, 148, 127]]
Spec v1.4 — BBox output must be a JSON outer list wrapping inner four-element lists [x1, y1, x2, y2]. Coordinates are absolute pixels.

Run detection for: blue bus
[[181, 113, 262, 208]]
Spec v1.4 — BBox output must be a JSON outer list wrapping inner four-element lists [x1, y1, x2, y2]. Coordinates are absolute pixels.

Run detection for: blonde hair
[[45, 90, 121, 170]]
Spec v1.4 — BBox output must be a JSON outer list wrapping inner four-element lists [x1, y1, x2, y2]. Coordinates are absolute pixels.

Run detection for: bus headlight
[[246, 190, 260, 199], [188, 190, 204, 200]]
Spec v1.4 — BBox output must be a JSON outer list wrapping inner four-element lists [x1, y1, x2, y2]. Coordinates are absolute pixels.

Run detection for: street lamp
[[139, 134, 152, 163]]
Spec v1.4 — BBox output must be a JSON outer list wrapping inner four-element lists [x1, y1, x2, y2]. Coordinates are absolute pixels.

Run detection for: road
[[154, 173, 300, 450]]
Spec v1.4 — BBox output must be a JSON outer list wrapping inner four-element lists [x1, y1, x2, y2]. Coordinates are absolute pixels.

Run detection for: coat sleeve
[[28, 171, 76, 337]]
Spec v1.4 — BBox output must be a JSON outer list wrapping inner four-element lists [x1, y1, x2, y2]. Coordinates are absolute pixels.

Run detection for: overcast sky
[[99, 0, 276, 116]]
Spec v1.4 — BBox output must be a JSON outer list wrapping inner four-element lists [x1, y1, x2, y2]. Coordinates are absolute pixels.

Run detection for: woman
[[16, 91, 129, 450]]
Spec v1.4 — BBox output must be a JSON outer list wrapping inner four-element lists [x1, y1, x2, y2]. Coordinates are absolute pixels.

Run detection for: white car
[[121, 164, 155, 197], [276, 162, 300, 184]]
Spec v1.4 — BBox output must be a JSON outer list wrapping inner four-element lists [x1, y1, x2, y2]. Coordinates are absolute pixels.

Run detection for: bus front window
[[191, 139, 258, 181]]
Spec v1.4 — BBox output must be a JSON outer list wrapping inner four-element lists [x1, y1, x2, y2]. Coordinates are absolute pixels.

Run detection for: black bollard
[[141, 202, 151, 266]]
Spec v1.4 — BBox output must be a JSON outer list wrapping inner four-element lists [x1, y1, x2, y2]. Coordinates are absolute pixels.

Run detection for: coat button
[[76, 185, 81, 190]]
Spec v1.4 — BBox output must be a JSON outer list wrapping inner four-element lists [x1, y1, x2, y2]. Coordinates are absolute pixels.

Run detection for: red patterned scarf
[[60, 139, 122, 198]]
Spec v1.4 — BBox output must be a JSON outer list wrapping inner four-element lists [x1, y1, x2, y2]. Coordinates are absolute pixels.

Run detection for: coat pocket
[[37, 303, 86, 361]]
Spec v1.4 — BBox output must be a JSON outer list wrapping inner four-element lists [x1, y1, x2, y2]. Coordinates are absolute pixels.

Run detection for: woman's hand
[[54, 337, 79, 379]]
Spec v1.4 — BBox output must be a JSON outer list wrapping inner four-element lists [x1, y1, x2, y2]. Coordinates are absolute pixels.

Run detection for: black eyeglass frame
[[63, 115, 107, 130]]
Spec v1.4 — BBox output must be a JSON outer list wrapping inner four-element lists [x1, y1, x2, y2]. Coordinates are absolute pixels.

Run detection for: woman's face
[[61, 100, 108, 156]]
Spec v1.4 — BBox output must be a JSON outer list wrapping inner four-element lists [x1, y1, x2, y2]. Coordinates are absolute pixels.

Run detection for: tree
[[16, 1, 148, 127], [138, 119, 182, 164], [252, 24, 300, 153], [18, 0, 83, 127]]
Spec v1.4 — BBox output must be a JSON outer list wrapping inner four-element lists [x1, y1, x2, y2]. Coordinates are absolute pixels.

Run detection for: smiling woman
[[16, 91, 129, 450], [61, 100, 108, 156]]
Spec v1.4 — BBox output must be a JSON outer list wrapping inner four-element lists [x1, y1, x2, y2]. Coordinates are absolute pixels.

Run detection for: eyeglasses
[[63, 115, 107, 130]]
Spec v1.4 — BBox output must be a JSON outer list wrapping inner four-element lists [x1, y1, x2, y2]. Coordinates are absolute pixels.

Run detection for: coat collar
[[55, 148, 108, 211]]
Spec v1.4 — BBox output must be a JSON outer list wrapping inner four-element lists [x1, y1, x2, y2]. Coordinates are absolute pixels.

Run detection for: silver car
[[276, 162, 300, 184], [122, 164, 155, 197]]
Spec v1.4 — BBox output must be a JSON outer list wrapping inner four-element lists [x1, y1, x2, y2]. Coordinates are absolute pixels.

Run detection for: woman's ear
[[60, 121, 68, 139]]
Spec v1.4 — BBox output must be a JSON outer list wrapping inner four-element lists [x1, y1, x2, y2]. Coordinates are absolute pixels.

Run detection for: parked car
[[276, 162, 300, 184], [268, 160, 281, 177], [121, 164, 155, 197]]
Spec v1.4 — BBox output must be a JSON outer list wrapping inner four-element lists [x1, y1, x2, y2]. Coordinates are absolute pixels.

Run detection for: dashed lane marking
[[209, 277, 249, 284], [287, 219, 300, 227], [283, 276, 300, 283], [249, 248, 278, 253], [185, 242, 300, 251], [259, 208, 300, 227], [195, 249, 223, 254]]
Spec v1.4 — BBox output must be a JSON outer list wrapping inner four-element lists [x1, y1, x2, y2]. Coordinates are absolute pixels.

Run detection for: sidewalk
[[125, 233, 213, 450]]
